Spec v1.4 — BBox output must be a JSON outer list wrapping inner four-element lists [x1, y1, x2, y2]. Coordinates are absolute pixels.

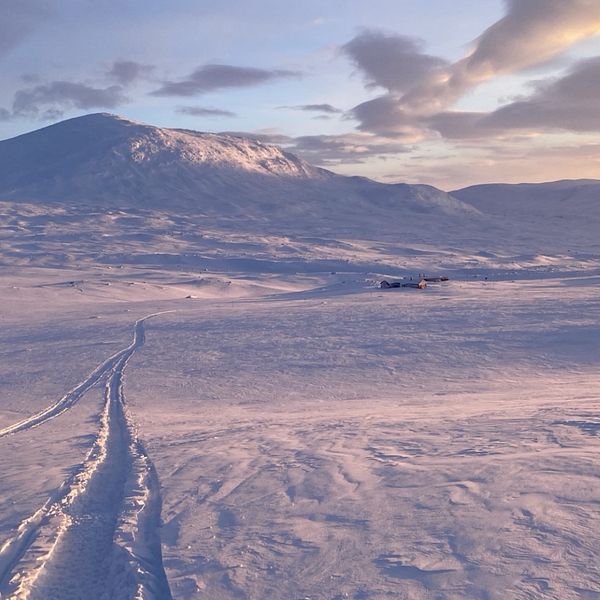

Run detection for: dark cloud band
[[176, 106, 237, 118], [12, 82, 127, 117], [152, 64, 301, 97]]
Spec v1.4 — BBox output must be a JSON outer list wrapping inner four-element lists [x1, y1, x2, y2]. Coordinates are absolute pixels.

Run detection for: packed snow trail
[[0, 316, 172, 599], [0, 313, 170, 439]]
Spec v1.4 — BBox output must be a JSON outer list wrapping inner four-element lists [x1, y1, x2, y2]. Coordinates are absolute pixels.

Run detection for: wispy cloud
[[278, 103, 342, 114], [176, 105, 237, 118], [221, 129, 410, 165], [106, 60, 155, 85], [151, 64, 301, 97], [410, 139, 600, 190], [289, 132, 410, 164], [0, 0, 52, 59]]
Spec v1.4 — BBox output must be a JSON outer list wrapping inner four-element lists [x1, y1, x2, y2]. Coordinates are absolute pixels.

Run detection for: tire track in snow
[[0, 315, 172, 599]]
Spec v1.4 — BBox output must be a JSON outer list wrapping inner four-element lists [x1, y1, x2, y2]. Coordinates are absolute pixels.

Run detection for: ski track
[[0, 314, 172, 600]]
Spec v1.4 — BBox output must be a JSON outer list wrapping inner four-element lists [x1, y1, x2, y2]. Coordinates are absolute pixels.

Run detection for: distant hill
[[452, 180, 600, 220]]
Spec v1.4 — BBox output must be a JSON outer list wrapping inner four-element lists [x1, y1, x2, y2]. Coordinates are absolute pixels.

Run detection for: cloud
[[353, 55, 600, 141], [429, 57, 600, 138], [0, 108, 11, 121], [348, 0, 600, 137], [466, 0, 600, 79], [40, 108, 65, 121], [176, 105, 236, 118], [486, 56, 600, 132], [0, 0, 52, 59], [406, 0, 600, 114], [221, 129, 410, 165], [12, 81, 127, 116], [290, 133, 410, 164], [342, 29, 448, 93], [279, 103, 342, 114], [151, 64, 301, 97], [414, 140, 600, 190], [106, 60, 155, 85], [426, 111, 489, 139], [350, 95, 425, 138]]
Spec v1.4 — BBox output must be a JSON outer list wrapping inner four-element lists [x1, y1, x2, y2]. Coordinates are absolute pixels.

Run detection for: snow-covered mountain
[[0, 113, 474, 222]]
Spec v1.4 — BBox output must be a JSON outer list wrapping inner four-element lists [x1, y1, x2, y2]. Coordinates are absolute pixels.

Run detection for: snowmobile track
[[0, 315, 172, 599], [0, 313, 168, 439]]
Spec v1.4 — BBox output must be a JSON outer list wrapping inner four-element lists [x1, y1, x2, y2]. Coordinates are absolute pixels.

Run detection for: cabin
[[380, 279, 427, 289]]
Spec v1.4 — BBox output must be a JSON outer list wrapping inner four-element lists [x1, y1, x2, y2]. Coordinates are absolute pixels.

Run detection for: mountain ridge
[[452, 179, 600, 219]]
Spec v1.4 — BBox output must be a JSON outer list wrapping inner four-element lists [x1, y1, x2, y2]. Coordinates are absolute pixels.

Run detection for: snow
[[0, 114, 599, 599]]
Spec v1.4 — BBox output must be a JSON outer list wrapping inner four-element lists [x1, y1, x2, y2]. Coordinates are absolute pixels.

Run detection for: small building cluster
[[380, 275, 449, 290]]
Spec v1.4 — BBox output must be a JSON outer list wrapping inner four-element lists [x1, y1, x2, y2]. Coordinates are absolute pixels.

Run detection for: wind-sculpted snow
[[1, 267, 600, 598], [0, 316, 172, 600], [124, 280, 600, 599]]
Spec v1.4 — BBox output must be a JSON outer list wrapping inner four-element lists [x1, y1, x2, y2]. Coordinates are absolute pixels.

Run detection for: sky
[[1, 0, 599, 190]]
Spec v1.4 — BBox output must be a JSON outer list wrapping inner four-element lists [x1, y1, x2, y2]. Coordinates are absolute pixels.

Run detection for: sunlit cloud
[[348, 0, 600, 139], [404, 0, 600, 114]]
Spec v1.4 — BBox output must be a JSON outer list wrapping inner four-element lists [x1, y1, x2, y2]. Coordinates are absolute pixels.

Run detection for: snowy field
[[0, 115, 599, 600], [1, 254, 599, 599]]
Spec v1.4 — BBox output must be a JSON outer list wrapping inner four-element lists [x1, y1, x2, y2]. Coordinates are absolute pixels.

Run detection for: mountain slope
[[0, 113, 475, 222], [452, 180, 600, 220]]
